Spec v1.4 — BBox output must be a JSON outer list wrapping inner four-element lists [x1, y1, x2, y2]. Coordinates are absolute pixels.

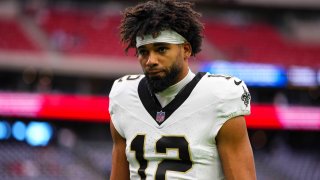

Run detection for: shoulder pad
[[109, 74, 144, 98], [204, 73, 250, 101]]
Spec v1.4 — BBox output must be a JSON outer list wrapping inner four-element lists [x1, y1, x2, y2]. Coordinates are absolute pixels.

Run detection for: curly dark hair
[[120, 0, 204, 56]]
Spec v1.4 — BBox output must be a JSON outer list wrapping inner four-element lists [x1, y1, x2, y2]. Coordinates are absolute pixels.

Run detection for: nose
[[145, 51, 158, 66]]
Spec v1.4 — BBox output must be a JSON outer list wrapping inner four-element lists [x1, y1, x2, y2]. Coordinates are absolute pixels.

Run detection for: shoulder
[[200, 73, 250, 101], [200, 73, 251, 123], [109, 74, 144, 98]]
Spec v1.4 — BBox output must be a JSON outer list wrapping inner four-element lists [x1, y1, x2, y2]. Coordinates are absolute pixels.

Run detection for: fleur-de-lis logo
[[241, 86, 251, 107]]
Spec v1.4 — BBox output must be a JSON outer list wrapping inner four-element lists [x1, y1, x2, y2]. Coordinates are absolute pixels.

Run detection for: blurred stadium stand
[[0, 0, 320, 179], [0, 19, 40, 52], [203, 20, 320, 66], [37, 9, 124, 56]]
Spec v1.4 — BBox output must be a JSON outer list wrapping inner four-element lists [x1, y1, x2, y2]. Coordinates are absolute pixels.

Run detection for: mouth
[[146, 69, 164, 76]]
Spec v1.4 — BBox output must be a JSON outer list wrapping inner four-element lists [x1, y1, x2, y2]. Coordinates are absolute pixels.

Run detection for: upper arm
[[110, 120, 130, 180], [216, 116, 256, 180]]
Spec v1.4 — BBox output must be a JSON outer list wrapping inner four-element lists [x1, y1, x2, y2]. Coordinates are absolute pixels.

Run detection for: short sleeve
[[108, 80, 125, 138], [212, 78, 251, 135]]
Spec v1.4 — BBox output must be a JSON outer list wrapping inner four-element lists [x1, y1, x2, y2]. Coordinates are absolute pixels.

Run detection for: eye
[[157, 47, 168, 53], [138, 49, 148, 56]]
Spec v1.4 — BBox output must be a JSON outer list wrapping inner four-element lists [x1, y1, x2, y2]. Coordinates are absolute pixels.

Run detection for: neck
[[173, 64, 189, 85]]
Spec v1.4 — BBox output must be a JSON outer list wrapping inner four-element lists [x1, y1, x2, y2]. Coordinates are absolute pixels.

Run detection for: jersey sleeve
[[108, 74, 144, 138], [212, 76, 251, 134], [108, 77, 126, 138]]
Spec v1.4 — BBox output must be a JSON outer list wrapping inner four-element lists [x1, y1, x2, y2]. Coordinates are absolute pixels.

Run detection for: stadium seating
[[37, 9, 125, 56], [0, 19, 39, 51], [254, 142, 320, 180], [204, 20, 320, 67], [0, 142, 106, 180], [1, 8, 319, 67]]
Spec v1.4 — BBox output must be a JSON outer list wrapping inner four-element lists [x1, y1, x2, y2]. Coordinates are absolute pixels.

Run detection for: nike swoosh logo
[[234, 80, 242, 85]]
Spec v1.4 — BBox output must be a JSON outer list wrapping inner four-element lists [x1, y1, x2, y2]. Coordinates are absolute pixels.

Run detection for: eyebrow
[[138, 43, 171, 50]]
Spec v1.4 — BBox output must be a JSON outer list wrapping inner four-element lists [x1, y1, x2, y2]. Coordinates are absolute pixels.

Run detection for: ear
[[183, 43, 192, 60]]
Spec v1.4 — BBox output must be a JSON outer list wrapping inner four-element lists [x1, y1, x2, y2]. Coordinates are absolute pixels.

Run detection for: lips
[[146, 69, 163, 76], [147, 68, 162, 73]]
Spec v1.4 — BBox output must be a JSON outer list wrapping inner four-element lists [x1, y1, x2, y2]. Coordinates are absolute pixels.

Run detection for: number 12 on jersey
[[130, 135, 193, 180]]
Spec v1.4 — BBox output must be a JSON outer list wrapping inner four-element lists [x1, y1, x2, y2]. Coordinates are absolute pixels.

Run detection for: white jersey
[[109, 72, 251, 180]]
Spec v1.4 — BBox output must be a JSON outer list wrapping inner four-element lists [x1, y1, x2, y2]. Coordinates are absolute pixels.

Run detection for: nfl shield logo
[[156, 111, 166, 123]]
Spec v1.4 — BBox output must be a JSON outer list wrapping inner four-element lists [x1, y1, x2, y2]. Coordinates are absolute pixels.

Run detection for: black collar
[[138, 72, 206, 125]]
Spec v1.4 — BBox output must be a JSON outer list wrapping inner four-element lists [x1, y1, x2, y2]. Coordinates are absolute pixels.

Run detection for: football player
[[109, 0, 256, 179]]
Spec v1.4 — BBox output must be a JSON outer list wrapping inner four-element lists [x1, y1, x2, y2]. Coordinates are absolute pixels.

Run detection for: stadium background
[[0, 0, 319, 179]]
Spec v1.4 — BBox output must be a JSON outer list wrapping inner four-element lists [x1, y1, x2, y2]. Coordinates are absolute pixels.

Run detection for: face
[[137, 42, 191, 93]]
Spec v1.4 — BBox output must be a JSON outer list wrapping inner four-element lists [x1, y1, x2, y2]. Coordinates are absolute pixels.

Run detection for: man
[[109, 0, 256, 179]]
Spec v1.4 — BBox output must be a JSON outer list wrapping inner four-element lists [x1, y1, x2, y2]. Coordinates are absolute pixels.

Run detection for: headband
[[136, 30, 187, 48]]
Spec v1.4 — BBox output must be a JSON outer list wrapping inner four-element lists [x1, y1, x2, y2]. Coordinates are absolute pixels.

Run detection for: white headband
[[136, 30, 187, 48]]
